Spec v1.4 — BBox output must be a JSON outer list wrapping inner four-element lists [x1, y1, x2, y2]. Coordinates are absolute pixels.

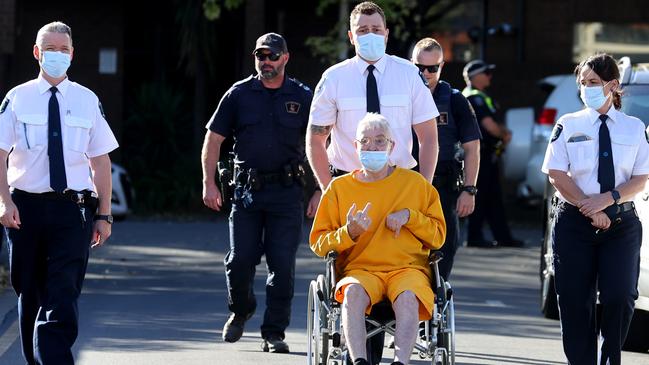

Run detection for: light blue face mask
[[355, 33, 386, 62], [580, 81, 611, 110], [359, 150, 389, 172], [41, 51, 71, 78]]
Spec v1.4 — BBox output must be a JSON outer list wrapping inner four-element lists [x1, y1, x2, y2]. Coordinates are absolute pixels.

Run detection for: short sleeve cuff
[[412, 112, 439, 125], [541, 162, 568, 174], [86, 142, 119, 158]]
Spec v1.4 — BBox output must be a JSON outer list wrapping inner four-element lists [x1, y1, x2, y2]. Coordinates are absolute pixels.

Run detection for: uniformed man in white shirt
[[306, 1, 439, 216], [542, 53, 649, 365], [0, 21, 118, 365]]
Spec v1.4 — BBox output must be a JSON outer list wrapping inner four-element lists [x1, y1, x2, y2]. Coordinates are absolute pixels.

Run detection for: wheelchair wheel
[[434, 282, 455, 365], [307, 280, 329, 365]]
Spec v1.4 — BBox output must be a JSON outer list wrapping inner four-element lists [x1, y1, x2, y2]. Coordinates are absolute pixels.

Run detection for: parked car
[[503, 74, 583, 204], [539, 58, 649, 352], [111, 162, 134, 219]]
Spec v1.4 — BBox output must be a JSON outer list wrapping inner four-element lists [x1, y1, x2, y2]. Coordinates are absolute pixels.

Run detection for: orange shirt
[[309, 168, 446, 275]]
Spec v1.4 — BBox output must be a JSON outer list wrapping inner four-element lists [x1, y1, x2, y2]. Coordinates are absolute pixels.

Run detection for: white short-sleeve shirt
[[0, 75, 119, 193], [541, 107, 649, 202], [309, 55, 439, 172]]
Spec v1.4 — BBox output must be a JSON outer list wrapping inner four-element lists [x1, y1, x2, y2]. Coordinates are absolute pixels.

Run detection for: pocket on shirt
[[63, 115, 92, 153], [611, 135, 637, 176], [379, 94, 410, 129], [16, 114, 47, 149], [337, 97, 366, 132], [566, 140, 596, 175]]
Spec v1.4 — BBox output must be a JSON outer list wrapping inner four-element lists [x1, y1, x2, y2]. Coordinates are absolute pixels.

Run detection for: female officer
[[542, 53, 649, 364]]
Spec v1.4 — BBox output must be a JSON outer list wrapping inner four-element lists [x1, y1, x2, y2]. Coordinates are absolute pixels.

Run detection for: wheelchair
[[307, 250, 455, 365]]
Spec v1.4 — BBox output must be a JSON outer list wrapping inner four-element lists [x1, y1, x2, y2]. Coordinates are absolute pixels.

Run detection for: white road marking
[[485, 300, 507, 307], [0, 318, 18, 356]]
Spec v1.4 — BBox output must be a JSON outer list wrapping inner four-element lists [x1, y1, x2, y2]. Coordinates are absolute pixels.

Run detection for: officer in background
[[201, 33, 317, 354], [542, 53, 649, 365], [0, 21, 118, 364], [462, 60, 523, 248], [411, 38, 481, 280]]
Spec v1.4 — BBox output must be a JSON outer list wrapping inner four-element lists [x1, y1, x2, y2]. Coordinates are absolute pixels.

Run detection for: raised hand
[[346, 202, 372, 240]]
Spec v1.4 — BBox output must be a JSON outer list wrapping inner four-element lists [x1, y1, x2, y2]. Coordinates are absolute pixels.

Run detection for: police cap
[[463, 59, 496, 78], [253, 33, 288, 55]]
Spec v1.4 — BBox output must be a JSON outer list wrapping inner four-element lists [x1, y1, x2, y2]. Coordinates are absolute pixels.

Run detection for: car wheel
[[623, 310, 649, 352]]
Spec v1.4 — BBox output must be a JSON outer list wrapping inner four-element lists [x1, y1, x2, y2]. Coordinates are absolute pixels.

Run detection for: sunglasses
[[254, 52, 282, 62], [415, 63, 442, 73]]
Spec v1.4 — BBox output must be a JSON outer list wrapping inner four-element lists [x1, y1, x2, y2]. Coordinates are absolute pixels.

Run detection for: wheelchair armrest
[[428, 250, 444, 292], [428, 250, 444, 266], [325, 250, 338, 302]]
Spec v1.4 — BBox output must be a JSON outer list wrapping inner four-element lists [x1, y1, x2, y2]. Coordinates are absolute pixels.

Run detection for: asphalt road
[[0, 216, 647, 364]]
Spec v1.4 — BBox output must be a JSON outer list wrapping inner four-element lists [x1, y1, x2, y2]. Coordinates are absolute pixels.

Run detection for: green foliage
[[121, 83, 204, 214]]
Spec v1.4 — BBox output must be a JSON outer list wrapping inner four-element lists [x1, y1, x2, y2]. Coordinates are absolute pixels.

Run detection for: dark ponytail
[[574, 53, 622, 110]]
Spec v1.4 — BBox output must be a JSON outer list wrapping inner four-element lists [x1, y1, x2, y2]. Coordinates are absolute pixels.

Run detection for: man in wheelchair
[[310, 113, 446, 365]]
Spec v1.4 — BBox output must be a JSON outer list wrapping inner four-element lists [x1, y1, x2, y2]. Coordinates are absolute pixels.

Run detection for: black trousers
[[467, 155, 513, 242], [433, 180, 459, 280], [552, 201, 641, 365], [7, 192, 94, 365], [224, 183, 303, 339]]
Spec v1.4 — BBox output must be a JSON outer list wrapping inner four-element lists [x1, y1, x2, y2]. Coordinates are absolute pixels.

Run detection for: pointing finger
[[347, 203, 357, 220]]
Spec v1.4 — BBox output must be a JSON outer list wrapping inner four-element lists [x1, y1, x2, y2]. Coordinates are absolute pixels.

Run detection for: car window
[[621, 84, 649, 127]]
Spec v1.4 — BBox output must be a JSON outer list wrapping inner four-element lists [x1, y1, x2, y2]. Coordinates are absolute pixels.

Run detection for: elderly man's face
[[355, 127, 393, 152]]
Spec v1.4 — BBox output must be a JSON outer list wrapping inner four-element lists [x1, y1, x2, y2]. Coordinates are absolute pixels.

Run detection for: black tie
[[598, 114, 614, 193], [366, 65, 380, 113], [48, 87, 67, 193]]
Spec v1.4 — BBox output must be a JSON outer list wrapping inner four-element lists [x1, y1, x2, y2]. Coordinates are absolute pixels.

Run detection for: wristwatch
[[461, 185, 478, 196], [611, 190, 621, 205], [94, 215, 114, 224]]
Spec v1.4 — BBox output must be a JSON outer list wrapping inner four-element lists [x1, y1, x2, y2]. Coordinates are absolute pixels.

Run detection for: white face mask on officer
[[580, 80, 613, 110], [354, 33, 386, 62], [40, 51, 71, 79]]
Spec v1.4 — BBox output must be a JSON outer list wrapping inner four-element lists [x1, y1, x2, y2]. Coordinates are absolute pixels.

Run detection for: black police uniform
[[464, 87, 516, 245], [413, 80, 481, 279], [542, 107, 649, 364], [207, 74, 312, 340]]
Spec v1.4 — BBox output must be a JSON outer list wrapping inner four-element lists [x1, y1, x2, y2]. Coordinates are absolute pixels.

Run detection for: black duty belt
[[330, 166, 349, 177], [13, 188, 97, 205], [557, 198, 635, 214]]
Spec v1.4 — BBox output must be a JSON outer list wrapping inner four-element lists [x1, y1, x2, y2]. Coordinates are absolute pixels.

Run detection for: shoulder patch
[[98, 101, 106, 119], [0, 98, 9, 114], [551, 124, 563, 142], [471, 95, 484, 106]]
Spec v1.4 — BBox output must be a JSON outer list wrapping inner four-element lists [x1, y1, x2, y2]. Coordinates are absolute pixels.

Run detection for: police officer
[[542, 53, 649, 365], [462, 60, 523, 248], [307, 1, 439, 189], [201, 33, 316, 354], [0, 22, 118, 364], [411, 38, 481, 280]]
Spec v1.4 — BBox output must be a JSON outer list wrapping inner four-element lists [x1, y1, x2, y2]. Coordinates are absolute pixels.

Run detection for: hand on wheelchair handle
[[386, 208, 409, 238], [346, 202, 372, 241]]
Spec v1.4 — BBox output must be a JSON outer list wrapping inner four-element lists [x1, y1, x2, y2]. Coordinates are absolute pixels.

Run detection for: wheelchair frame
[[307, 251, 455, 365]]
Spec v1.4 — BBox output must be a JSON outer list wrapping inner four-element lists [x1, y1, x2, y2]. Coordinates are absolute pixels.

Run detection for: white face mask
[[40, 51, 71, 78], [354, 33, 386, 62], [580, 80, 612, 110]]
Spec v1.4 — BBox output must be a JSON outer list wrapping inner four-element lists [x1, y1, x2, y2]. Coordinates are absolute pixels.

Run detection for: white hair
[[356, 112, 394, 140], [35, 21, 72, 47]]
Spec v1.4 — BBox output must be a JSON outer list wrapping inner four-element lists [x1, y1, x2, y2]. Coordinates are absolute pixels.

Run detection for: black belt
[[13, 188, 96, 205], [330, 166, 349, 177], [558, 198, 635, 214]]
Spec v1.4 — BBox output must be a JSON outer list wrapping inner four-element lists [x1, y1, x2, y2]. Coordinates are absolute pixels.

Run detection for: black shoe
[[353, 359, 370, 365], [222, 313, 250, 343], [466, 239, 497, 248], [390, 362, 405, 365], [497, 239, 525, 247], [261, 334, 290, 353]]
